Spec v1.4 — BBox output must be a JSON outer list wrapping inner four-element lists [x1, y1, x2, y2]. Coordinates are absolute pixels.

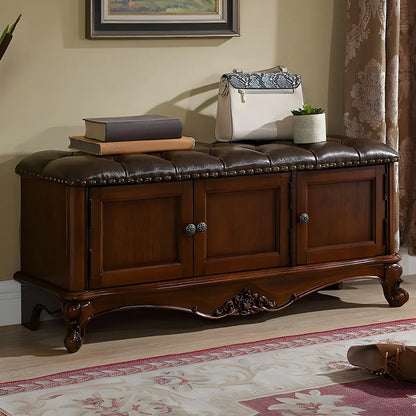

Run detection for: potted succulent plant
[[291, 104, 326, 144]]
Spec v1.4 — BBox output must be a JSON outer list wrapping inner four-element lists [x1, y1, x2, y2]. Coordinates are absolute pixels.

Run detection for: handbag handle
[[260, 65, 288, 73], [232, 65, 288, 74]]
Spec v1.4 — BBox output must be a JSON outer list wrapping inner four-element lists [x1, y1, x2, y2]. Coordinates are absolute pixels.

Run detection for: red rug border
[[1, 317, 415, 396]]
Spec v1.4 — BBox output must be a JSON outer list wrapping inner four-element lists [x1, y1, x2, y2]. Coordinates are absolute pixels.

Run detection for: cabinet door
[[295, 166, 386, 265], [89, 182, 193, 289], [194, 174, 290, 276]]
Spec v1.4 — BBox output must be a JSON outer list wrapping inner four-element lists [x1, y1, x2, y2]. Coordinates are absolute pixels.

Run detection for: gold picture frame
[[86, 0, 240, 39]]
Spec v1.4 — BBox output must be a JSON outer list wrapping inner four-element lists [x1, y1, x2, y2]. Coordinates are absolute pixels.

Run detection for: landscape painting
[[86, 0, 239, 38], [108, 0, 218, 14]]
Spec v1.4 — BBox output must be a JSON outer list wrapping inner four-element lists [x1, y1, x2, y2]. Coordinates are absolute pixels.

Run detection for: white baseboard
[[1, 252, 416, 327], [0, 280, 21, 326]]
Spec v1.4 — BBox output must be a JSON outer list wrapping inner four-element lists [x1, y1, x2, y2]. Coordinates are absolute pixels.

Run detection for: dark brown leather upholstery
[[15, 137, 399, 186]]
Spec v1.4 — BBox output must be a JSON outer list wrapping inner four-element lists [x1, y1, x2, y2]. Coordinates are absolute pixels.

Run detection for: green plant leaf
[[291, 104, 325, 115], [0, 25, 9, 45], [8, 14, 21, 35], [303, 104, 313, 114]]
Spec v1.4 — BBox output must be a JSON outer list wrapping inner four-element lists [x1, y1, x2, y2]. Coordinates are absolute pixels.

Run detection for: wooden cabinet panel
[[295, 166, 386, 264], [194, 174, 290, 275], [89, 182, 193, 289], [101, 198, 179, 269], [20, 178, 87, 291]]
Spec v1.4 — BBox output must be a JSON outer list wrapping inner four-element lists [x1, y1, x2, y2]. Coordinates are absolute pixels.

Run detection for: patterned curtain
[[398, 1, 416, 255], [344, 0, 416, 254]]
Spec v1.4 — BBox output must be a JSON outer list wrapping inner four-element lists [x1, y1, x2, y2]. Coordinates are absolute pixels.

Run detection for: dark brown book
[[69, 136, 195, 155], [83, 115, 183, 142]]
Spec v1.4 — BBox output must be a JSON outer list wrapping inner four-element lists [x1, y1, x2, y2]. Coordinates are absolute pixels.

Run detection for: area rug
[[1, 319, 416, 415]]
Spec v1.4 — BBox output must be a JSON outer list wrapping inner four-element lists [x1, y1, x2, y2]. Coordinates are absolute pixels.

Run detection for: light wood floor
[[1, 277, 415, 383]]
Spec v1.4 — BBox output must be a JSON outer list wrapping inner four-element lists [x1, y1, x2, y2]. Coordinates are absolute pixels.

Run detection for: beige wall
[[0, 0, 346, 282]]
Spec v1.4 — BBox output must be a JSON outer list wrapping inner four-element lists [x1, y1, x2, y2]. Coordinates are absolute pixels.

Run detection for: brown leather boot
[[347, 344, 416, 382]]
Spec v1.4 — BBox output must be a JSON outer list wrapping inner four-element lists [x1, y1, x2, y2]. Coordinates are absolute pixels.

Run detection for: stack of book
[[69, 115, 195, 155]]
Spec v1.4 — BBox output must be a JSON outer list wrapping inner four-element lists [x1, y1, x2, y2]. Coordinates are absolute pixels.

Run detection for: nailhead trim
[[15, 156, 399, 187]]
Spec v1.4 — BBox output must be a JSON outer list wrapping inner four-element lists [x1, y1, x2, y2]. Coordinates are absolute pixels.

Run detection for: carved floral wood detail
[[214, 289, 297, 317]]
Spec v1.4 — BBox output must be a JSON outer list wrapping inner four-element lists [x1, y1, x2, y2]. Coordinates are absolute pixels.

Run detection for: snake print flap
[[224, 72, 302, 90]]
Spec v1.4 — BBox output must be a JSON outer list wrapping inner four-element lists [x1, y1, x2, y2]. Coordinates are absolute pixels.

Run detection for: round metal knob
[[299, 213, 310, 224], [185, 223, 196, 235], [196, 222, 207, 233]]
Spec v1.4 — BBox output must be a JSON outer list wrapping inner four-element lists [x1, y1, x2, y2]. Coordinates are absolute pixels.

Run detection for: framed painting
[[86, 0, 240, 38]]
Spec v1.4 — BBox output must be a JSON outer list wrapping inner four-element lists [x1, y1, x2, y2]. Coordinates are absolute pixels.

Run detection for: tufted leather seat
[[15, 137, 399, 187]]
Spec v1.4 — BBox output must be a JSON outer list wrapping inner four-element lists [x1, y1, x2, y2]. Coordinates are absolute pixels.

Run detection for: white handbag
[[215, 67, 304, 142]]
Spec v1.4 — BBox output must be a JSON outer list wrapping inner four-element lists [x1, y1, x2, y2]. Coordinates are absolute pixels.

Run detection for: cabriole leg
[[381, 263, 409, 307], [62, 300, 93, 353]]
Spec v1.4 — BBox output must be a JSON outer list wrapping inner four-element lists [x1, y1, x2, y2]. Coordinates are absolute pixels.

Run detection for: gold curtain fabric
[[344, 0, 416, 254]]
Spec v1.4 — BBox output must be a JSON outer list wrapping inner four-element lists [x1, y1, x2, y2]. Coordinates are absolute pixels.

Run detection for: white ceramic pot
[[293, 113, 326, 144]]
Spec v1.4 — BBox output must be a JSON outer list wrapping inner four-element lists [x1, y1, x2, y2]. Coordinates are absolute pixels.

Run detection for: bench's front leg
[[382, 263, 409, 307], [62, 300, 93, 353]]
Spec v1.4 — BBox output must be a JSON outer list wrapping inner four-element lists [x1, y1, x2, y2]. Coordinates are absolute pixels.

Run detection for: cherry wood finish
[[89, 182, 193, 289], [193, 174, 290, 276], [295, 166, 385, 265], [15, 165, 408, 353], [20, 178, 86, 291]]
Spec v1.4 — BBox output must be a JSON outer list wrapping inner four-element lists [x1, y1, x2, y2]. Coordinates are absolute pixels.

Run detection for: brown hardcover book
[[83, 115, 183, 142], [69, 136, 195, 155]]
